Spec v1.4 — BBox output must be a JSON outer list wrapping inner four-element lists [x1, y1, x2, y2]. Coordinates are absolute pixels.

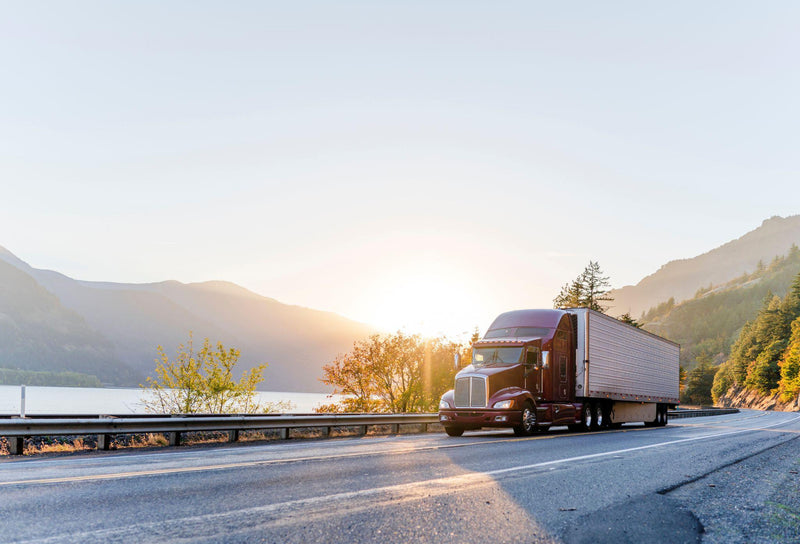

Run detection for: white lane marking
[[489, 413, 800, 476], [0, 434, 561, 486], [4, 413, 797, 487], [16, 413, 800, 544]]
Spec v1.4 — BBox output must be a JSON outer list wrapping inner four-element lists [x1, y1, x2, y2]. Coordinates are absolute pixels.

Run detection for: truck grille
[[454, 376, 487, 408]]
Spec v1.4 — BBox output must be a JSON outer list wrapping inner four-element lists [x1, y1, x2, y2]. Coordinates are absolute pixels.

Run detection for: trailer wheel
[[514, 402, 537, 436], [599, 402, 612, 429], [444, 426, 464, 437], [657, 404, 668, 426], [662, 406, 669, 426]]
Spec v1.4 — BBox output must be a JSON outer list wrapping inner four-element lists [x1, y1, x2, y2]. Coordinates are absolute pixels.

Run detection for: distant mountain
[[608, 215, 800, 318], [0, 259, 136, 384], [0, 247, 375, 392]]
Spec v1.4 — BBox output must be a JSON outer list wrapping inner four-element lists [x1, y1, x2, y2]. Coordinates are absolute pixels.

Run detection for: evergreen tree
[[742, 295, 786, 394], [711, 359, 734, 404], [618, 313, 642, 328], [554, 261, 613, 312], [682, 354, 718, 405], [779, 317, 800, 403]]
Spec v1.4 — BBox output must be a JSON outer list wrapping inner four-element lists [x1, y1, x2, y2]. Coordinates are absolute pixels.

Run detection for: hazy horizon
[[3, 2, 799, 338]]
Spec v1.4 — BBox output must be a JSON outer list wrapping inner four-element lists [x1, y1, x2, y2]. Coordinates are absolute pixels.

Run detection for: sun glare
[[366, 275, 478, 340]]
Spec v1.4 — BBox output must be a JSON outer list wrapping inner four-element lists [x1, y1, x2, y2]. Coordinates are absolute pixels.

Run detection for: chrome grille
[[454, 376, 487, 408]]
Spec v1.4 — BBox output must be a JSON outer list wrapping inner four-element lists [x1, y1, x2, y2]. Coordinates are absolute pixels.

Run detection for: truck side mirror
[[454, 352, 461, 369]]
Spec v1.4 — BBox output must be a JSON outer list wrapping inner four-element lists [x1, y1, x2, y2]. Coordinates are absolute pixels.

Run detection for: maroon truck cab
[[438, 309, 582, 437]]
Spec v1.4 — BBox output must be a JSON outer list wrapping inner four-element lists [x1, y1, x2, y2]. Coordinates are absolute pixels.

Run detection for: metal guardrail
[[667, 408, 739, 419], [0, 413, 439, 455], [0, 408, 739, 456]]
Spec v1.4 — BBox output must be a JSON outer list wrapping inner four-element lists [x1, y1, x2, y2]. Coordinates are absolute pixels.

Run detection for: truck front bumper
[[438, 409, 522, 429]]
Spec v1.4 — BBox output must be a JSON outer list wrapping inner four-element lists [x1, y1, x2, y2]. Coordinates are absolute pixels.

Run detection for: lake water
[[0, 385, 339, 415]]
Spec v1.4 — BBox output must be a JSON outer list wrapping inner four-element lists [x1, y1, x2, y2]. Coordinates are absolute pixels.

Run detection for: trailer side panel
[[572, 308, 679, 403]]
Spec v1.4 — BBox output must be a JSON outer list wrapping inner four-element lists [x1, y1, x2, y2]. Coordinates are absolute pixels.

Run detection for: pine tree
[[742, 294, 786, 394], [553, 261, 613, 312]]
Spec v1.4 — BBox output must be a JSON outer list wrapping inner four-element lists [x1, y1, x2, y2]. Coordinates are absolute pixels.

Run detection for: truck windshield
[[472, 347, 524, 367]]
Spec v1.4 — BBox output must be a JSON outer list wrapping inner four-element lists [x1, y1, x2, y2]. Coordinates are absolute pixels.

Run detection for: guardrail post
[[390, 424, 399, 434], [321, 427, 330, 438], [8, 436, 24, 455], [279, 428, 290, 440], [358, 425, 367, 436], [168, 432, 181, 447], [97, 434, 112, 451], [228, 430, 239, 443], [420, 423, 428, 433]]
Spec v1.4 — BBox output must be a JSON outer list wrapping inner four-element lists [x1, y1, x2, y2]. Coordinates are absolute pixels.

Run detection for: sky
[[2, 2, 799, 340]]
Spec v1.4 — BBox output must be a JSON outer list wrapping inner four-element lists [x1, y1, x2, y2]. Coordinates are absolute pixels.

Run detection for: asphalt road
[[1, 410, 799, 543]]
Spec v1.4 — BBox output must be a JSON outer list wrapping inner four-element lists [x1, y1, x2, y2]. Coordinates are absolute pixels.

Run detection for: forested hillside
[[642, 245, 800, 374], [711, 270, 800, 404]]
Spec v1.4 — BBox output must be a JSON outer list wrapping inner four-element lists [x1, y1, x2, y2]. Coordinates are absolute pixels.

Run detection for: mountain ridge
[[0, 246, 375, 392], [609, 215, 800, 317]]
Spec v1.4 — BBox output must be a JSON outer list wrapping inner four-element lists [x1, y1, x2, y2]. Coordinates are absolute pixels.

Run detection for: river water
[[0, 385, 339, 415]]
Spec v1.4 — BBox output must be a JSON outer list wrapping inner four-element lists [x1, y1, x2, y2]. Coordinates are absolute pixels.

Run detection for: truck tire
[[580, 402, 593, 432], [662, 406, 669, 426], [444, 426, 464, 437], [513, 402, 537, 436], [597, 401, 611, 430], [591, 401, 603, 431], [657, 404, 668, 426]]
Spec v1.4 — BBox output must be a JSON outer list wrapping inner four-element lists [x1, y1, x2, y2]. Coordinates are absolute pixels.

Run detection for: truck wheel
[[591, 402, 603, 431], [599, 402, 612, 430], [580, 402, 593, 432], [662, 406, 669, 426], [513, 402, 536, 436], [444, 426, 464, 437], [657, 404, 668, 426]]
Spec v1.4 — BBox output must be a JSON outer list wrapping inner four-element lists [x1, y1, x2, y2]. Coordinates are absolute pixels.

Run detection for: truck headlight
[[493, 400, 514, 409], [439, 399, 450, 410]]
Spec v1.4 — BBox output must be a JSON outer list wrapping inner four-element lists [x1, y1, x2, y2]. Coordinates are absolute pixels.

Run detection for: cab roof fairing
[[487, 309, 568, 331]]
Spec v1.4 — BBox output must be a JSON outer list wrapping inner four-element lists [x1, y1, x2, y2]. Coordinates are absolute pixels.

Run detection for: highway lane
[[1, 410, 799, 543]]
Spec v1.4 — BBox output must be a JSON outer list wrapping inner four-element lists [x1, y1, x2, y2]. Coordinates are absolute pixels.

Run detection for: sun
[[365, 275, 478, 339]]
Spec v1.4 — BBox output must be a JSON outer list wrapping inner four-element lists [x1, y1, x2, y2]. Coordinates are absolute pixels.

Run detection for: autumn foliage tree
[[140, 333, 280, 414], [319, 332, 464, 413]]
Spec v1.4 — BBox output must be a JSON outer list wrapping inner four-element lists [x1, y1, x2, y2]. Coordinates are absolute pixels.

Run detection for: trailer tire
[[444, 426, 464, 437], [600, 402, 612, 429], [657, 404, 668, 426], [514, 402, 537, 436], [662, 406, 669, 426]]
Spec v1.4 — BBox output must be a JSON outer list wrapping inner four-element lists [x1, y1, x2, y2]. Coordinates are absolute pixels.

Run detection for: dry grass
[[181, 431, 228, 446], [127, 433, 169, 448], [25, 438, 91, 455]]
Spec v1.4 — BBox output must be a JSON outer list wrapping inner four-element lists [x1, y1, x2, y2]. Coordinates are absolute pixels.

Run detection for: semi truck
[[438, 308, 680, 436]]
